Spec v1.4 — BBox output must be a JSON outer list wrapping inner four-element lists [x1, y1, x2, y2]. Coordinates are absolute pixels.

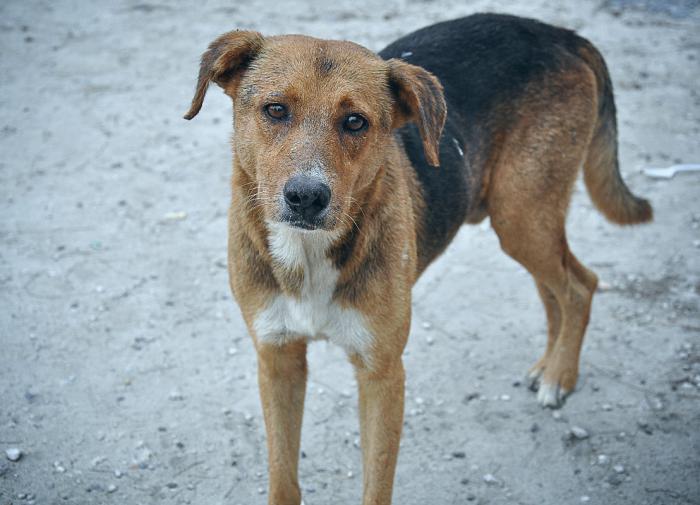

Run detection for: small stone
[[421, 321, 432, 330], [163, 211, 187, 221], [347, 470, 354, 478], [580, 496, 590, 503], [169, 390, 184, 401], [601, 403, 613, 411], [500, 394, 511, 401], [598, 281, 612, 291], [483, 473, 498, 485], [257, 487, 265, 494], [613, 464, 625, 474], [91, 456, 106, 467], [597, 454, 609, 464], [570, 426, 589, 440], [637, 419, 653, 435], [107, 484, 117, 493], [227, 347, 238, 355], [114, 469, 123, 478], [5, 448, 22, 462], [425, 335, 435, 345], [552, 411, 562, 420]]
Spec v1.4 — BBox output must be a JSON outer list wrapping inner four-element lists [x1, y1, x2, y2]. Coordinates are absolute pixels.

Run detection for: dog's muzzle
[[282, 175, 331, 229]]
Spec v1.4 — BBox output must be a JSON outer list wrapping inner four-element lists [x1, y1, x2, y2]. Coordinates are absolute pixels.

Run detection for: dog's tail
[[576, 39, 653, 225]]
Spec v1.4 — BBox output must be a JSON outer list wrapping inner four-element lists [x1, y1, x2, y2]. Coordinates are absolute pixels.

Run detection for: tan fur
[[185, 30, 650, 505]]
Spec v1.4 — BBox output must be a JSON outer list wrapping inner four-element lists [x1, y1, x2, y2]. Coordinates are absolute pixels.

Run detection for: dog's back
[[380, 14, 651, 271]]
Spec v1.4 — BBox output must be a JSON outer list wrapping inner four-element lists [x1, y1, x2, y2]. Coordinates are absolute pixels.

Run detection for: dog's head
[[185, 31, 446, 232]]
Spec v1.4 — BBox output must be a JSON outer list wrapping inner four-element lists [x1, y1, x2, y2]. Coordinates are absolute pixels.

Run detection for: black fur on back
[[379, 13, 587, 269]]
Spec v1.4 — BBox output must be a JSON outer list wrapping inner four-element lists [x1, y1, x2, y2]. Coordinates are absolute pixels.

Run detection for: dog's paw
[[536, 382, 569, 408], [526, 357, 547, 391], [527, 367, 544, 391]]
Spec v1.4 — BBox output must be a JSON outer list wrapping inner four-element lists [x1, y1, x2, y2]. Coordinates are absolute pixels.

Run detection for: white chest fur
[[253, 223, 374, 358]]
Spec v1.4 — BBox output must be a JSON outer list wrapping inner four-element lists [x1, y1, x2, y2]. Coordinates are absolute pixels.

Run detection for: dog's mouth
[[279, 207, 331, 231], [286, 219, 320, 231]]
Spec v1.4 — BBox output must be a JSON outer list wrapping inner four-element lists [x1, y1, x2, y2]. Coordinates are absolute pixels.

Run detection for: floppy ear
[[386, 59, 447, 167], [184, 30, 265, 120]]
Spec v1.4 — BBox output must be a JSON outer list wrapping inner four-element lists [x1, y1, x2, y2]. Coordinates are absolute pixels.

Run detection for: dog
[[184, 13, 652, 505]]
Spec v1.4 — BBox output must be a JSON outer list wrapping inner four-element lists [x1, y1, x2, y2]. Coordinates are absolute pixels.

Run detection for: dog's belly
[[253, 224, 374, 358]]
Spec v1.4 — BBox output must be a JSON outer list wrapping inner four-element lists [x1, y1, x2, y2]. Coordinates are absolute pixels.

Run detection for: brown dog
[[184, 14, 652, 505]]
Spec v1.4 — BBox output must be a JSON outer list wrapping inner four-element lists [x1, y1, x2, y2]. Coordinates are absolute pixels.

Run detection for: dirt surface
[[1, 1, 699, 504]]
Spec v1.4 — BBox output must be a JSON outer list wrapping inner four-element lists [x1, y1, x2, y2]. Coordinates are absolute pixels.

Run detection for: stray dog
[[184, 13, 652, 505]]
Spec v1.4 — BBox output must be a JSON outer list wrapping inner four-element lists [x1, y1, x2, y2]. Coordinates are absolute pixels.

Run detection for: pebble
[[580, 496, 591, 503], [569, 426, 590, 440], [597, 454, 609, 465], [637, 419, 653, 435], [114, 469, 123, 478], [5, 448, 22, 462], [500, 394, 511, 401], [613, 464, 625, 474], [107, 484, 117, 493], [483, 473, 498, 485], [421, 321, 432, 330], [169, 390, 184, 401], [163, 211, 187, 221]]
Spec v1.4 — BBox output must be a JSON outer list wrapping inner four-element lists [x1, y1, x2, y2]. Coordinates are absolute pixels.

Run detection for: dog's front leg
[[353, 356, 405, 505], [257, 340, 308, 505]]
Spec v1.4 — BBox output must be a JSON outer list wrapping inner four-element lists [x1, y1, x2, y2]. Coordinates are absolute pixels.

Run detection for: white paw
[[537, 382, 568, 408]]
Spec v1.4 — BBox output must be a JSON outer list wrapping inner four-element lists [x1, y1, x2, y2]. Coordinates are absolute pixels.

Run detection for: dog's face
[[185, 31, 446, 232]]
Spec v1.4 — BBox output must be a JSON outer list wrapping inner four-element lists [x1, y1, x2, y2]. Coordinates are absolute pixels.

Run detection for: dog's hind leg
[[485, 62, 600, 407], [489, 200, 598, 408]]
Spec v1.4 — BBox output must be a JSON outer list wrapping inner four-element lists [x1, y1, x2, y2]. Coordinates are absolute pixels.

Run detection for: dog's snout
[[283, 176, 331, 219]]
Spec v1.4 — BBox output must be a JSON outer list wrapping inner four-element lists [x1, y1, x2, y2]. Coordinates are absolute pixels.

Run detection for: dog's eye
[[343, 114, 367, 132], [265, 103, 288, 120]]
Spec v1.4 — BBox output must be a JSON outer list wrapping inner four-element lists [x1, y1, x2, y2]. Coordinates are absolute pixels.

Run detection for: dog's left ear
[[184, 30, 265, 120], [386, 59, 447, 167]]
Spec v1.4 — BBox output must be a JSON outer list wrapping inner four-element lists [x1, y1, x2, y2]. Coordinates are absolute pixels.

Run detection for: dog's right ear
[[184, 30, 264, 120]]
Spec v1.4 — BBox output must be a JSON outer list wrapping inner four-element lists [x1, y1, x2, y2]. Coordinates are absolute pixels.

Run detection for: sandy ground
[[1, 0, 699, 504]]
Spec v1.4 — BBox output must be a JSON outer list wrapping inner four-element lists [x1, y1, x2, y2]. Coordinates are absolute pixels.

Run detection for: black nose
[[283, 175, 331, 219]]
